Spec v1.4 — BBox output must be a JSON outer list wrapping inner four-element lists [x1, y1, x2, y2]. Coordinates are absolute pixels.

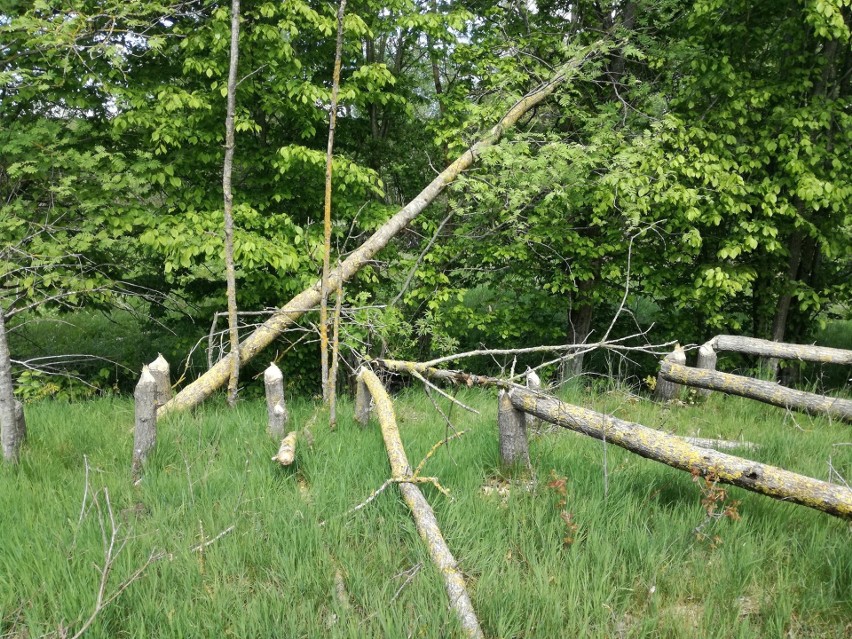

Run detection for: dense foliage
[[1, 0, 850, 391]]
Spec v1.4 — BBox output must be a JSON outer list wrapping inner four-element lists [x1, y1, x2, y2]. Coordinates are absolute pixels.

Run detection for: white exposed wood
[[525, 368, 541, 430], [264, 363, 288, 439], [148, 354, 172, 406]]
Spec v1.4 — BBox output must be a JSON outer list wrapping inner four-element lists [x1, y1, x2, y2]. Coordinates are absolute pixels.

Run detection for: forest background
[[2, 0, 851, 399]]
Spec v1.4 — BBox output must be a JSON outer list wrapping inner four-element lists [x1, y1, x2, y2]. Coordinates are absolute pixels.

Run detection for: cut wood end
[[139, 365, 156, 384], [264, 363, 283, 381], [272, 431, 298, 465]]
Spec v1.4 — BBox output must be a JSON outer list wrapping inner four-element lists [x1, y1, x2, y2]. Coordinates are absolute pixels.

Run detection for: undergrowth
[[1, 386, 850, 638]]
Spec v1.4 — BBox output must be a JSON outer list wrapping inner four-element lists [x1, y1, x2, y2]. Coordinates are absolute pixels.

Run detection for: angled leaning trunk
[[158, 42, 602, 418]]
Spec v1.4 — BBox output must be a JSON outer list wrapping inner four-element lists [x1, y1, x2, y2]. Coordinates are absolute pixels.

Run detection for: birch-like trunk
[[222, 0, 242, 407], [158, 43, 601, 418], [0, 306, 24, 463]]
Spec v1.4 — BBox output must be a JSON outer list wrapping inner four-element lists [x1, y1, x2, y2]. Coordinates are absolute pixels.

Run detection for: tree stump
[[498, 390, 529, 469], [525, 368, 541, 430], [148, 353, 172, 407], [695, 342, 718, 397], [264, 363, 288, 440], [354, 375, 371, 428], [655, 345, 686, 401], [132, 366, 158, 481]]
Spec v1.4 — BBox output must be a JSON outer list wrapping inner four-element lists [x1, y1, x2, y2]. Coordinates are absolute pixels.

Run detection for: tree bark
[[354, 376, 371, 427], [272, 431, 297, 465], [507, 386, 852, 519], [498, 390, 529, 468], [694, 342, 718, 397], [321, 0, 347, 405], [709, 335, 852, 365], [222, 0, 242, 407], [358, 368, 484, 638], [654, 345, 686, 401], [158, 43, 602, 418], [562, 277, 594, 382], [148, 353, 172, 407], [765, 229, 804, 378], [264, 362, 288, 440], [659, 361, 852, 423], [0, 306, 24, 463], [132, 366, 158, 481]]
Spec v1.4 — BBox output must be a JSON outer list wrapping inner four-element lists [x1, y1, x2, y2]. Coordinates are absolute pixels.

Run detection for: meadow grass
[[1, 384, 850, 638]]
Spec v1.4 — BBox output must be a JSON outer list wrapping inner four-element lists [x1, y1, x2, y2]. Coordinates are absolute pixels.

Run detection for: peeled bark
[[264, 363, 288, 439], [659, 361, 852, 423], [525, 368, 541, 430], [148, 354, 172, 406], [655, 345, 686, 401], [709, 335, 852, 365], [157, 43, 601, 419], [0, 306, 23, 463], [358, 368, 484, 639], [132, 366, 158, 481], [498, 390, 529, 468], [508, 386, 852, 519]]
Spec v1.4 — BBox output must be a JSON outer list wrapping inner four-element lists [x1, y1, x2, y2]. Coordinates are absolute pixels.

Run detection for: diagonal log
[[660, 361, 852, 424], [157, 43, 601, 418], [358, 368, 484, 639], [374, 358, 852, 519]]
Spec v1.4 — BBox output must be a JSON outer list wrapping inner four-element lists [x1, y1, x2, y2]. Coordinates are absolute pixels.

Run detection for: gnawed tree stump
[[507, 386, 852, 519], [148, 354, 172, 406], [655, 345, 686, 401], [695, 343, 718, 397], [498, 390, 529, 469], [132, 366, 158, 481], [358, 368, 484, 639], [264, 363, 288, 440], [659, 362, 852, 423], [525, 368, 541, 430], [272, 431, 297, 466], [354, 376, 371, 427]]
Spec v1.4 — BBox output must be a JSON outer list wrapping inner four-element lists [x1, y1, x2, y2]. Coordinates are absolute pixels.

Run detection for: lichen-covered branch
[[358, 368, 484, 639]]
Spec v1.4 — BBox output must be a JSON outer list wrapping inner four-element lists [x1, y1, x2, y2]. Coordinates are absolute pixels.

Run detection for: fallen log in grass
[[660, 361, 852, 424], [708, 336, 852, 365], [374, 359, 852, 519], [358, 368, 484, 639]]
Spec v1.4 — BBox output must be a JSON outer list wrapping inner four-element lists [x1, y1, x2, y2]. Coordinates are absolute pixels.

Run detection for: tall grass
[[1, 385, 850, 638]]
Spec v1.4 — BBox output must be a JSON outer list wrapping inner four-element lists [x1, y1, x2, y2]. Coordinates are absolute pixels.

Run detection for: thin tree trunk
[[765, 229, 804, 379], [223, 0, 242, 407], [321, 0, 347, 405], [0, 306, 24, 463], [562, 278, 594, 382], [158, 43, 601, 418]]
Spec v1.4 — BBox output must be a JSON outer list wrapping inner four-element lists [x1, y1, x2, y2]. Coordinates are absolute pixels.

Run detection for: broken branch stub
[[264, 363, 288, 440], [132, 366, 158, 481], [655, 345, 686, 401], [659, 361, 852, 423], [157, 43, 602, 419], [498, 390, 530, 469], [358, 368, 484, 639]]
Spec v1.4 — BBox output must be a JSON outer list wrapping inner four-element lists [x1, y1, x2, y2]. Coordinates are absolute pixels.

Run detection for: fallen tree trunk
[[358, 368, 484, 639], [373, 358, 852, 519], [508, 386, 852, 519], [660, 361, 852, 423], [708, 336, 852, 365], [157, 43, 601, 418]]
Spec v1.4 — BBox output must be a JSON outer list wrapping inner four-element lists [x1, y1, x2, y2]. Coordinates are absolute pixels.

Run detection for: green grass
[[1, 386, 850, 638]]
